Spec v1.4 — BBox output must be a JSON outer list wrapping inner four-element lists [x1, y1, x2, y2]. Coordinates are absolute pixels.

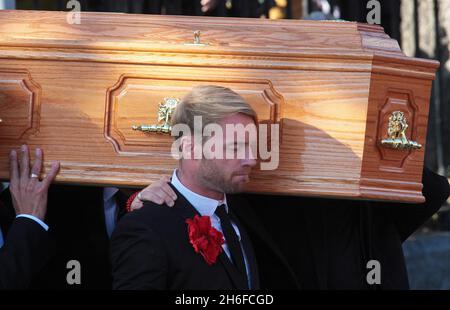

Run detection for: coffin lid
[[0, 10, 439, 73]]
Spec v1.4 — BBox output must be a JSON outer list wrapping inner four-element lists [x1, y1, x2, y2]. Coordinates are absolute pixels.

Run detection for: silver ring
[[30, 173, 39, 179], [137, 192, 143, 201]]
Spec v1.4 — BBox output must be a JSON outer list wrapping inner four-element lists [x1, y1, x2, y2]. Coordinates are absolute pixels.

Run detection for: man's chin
[[226, 180, 250, 194]]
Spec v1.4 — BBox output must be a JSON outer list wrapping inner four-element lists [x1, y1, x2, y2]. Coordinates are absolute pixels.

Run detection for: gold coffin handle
[[380, 111, 422, 151], [132, 124, 172, 134], [132, 98, 180, 135]]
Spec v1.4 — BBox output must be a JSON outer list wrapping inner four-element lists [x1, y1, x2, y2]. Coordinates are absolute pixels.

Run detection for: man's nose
[[242, 146, 257, 167], [243, 158, 257, 168]]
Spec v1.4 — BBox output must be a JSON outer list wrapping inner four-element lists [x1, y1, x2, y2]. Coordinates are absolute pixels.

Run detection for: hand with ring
[[9, 145, 60, 221], [130, 176, 177, 212]]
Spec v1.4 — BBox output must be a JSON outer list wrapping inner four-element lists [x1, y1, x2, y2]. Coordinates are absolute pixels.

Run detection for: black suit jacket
[[111, 186, 299, 290], [0, 216, 52, 290], [227, 194, 301, 290], [245, 168, 450, 289], [0, 185, 117, 289]]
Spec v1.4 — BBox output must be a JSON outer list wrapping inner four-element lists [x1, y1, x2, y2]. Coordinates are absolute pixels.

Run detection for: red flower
[[186, 215, 224, 265]]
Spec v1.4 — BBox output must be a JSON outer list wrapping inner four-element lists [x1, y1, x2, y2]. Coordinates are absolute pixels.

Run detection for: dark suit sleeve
[[0, 217, 51, 289], [110, 212, 168, 290], [389, 167, 450, 242]]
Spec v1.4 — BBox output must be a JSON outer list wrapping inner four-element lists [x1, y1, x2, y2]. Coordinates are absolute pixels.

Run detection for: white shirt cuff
[[16, 214, 49, 231]]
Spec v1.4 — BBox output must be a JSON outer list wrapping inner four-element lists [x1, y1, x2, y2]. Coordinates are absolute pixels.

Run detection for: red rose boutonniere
[[186, 215, 224, 265]]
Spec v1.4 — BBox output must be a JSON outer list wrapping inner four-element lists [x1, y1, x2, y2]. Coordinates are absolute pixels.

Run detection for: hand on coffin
[[130, 175, 177, 211], [9, 145, 60, 221]]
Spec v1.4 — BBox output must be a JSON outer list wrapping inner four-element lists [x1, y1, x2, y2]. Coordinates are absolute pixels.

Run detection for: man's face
[[197, 113, 257, 194]]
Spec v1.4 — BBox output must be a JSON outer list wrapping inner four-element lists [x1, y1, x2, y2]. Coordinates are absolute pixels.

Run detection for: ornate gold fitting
[[381, 111, 422, 151], [132, 98, 180, 134]]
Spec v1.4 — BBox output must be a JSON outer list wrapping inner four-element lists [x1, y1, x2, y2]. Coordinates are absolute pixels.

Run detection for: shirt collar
[[103, 187, 119, 203], [171, 169, 228, 216]]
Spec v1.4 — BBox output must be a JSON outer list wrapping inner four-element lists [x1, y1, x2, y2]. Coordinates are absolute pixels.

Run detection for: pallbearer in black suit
[[111, 85, 299, 290], [1, 182, 129, 289]]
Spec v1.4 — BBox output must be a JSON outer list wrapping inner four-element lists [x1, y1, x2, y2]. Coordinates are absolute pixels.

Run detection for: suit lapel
[[170, 185, 200, 219], [229, 211, 260, 290], [216, 250, 248, 290], [168, 183, 248, 290]]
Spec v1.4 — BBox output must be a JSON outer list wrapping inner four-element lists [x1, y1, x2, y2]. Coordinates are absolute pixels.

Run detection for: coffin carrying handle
[[380, 111, 422, 151], [132, 98, 180, 134]]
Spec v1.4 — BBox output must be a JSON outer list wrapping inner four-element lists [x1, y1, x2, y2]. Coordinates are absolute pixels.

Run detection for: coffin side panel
[[0, 56, 434, 203], [0, 59, 371, 200], [360, 61, 433, 203], [0, 70, 41, 141]]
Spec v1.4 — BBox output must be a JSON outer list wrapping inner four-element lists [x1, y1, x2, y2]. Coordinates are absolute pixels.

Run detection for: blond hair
[[171, 85, 257, 138]]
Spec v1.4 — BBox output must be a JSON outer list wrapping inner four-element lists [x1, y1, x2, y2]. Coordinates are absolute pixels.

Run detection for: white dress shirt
[[171, 170, 252, 287]]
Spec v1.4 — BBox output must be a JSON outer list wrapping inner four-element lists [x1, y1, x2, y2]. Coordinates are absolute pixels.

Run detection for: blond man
[[111, 86, 298, 290]]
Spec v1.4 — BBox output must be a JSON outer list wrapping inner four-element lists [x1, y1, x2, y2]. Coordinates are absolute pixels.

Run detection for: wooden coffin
[[0, 10, 439, 202]]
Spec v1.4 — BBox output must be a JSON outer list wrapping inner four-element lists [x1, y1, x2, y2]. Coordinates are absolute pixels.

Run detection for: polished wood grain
[[0, 10, 439, 202]]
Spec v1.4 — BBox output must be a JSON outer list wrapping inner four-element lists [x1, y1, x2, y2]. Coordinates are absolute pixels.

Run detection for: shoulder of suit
[[121, 201, 176, 224], [113, 203, 177, 243]]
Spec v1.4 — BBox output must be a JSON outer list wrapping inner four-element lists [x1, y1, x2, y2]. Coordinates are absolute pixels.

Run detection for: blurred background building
[[1, 0, 449, 289]]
